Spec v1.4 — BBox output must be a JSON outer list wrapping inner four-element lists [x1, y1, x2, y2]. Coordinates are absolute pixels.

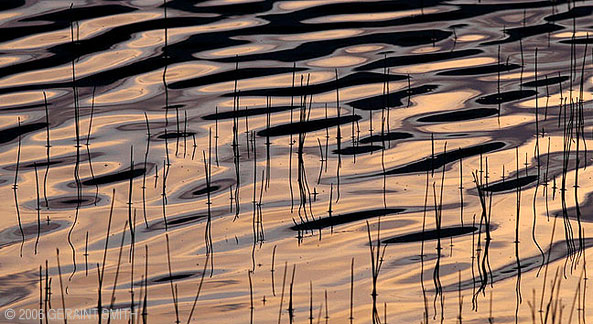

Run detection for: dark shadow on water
[[78, 163, 153, 186], [156, 131, 196, 139], [0, 220, 69, 248], [0, 122, 47, 144], [545, 6, 593, 22], [355, 49, 482, 71], [482, 175, 538, 193], [146, 210, 225, 231], [521, 75, 568, 88], [480, 23, 563, 45], [359, 131, 412, 144], [437, 63, 520, 76], [333, 145, 383, 155], [382, 226, 478, 244], [225, 72, 408, 97], [178, 178, 235, 199], [4, 152, 103, 171], [556, 192, 593, 223], [257, 115, 362, 137], [290, 208, 404, 231], [380, 142, 506, 175], [151, 271, 198, 283], [193, 186, 219, 196], [348, 85, 438, 110], [441, 238, 593, 292], [147, 214, 207, 231], [40, 196, 101, 209], [560, 37, 593, 45], [215, 30, 452, 63], [417, 108, 498, 123], [476, 90, 537, 105]]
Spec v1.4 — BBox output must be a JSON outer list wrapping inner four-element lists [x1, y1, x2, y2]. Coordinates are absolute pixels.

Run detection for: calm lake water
[[0, 0, 592, 323]]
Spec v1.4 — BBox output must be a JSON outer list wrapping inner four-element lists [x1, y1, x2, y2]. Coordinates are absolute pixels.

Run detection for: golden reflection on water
[[128, 19, 261, 48], [552, 31, 591, 38], [313, 82, 406, 103], [0, 49, 143, 88], [0, 90, 60, 107], [345, 45, 384, 53], [0, 55, 23, 68], [279, 29, 363, 41], [413, 90, 480, 112], [216, 96, 292, 108], [0, 11, 20, 23], [0, 12, 161, 50], [198, 71, 334, 93], [93, 62, 220, 104], [456, 34, 488, 42], [411, 46, 442, 54], [479, 71, 538, 82], [279, 0, 363, 10], [393, 57, 496, 74], [138, 62, 220, 84], [1, 2, 593, 324], [202, 44, 278, 58], [519, 78, 593, 108], [93, 82, 154, 104], [307, 55, 367, 68]]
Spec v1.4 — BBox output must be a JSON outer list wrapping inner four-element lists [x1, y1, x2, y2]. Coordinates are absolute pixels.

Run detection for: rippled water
[[1, 0, 593, 323]]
